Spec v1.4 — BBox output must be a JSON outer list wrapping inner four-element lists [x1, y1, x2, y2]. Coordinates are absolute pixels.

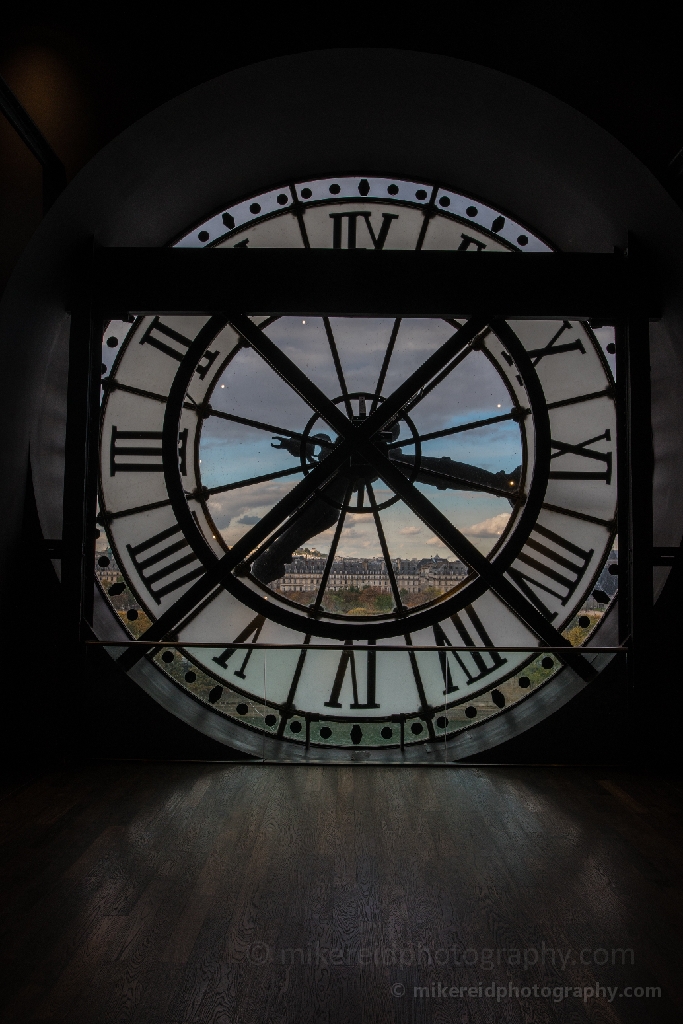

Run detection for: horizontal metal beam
[[80, 248, 660, 320], [86, 641, 625, 652]]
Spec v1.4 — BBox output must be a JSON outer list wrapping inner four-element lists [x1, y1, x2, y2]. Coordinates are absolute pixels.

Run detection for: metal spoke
[[414, 184, 439, 251], [360, 318, 489, 437], [101, 498, 172, 521], [205, 407, 334, 448], [402, 344, 475, 417], [388, 410, 521, 449], [546, 388, 612, 411], [366, 482, 403, 611], [199, 464, 303, 498], [288, 183, 311, 249], [323, 316, 353, 419], [102, 380, 168, 405], [541, 502, 615, 529], [311, 480, 355, 615], [370, 317, 401, 413]]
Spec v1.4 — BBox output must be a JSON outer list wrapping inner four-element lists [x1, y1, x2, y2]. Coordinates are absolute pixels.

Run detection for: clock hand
[[270, 432, 332, 460], [269, 424, 520, 500], [251, 474, 346, 584], [390, 453, 522, 500]]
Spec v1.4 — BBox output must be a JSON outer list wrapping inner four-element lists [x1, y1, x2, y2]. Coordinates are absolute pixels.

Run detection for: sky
[[200, 317, 522, 560]]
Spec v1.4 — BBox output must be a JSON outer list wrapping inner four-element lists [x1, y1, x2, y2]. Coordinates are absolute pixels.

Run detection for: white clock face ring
[[97, 175, 617, 753]]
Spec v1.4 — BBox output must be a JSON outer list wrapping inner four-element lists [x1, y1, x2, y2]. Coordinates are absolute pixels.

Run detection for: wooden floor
[[0, 763, 682, 1023]]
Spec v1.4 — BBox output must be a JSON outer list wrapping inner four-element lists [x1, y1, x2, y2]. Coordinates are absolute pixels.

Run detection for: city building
[[273, 555, 468, 594]]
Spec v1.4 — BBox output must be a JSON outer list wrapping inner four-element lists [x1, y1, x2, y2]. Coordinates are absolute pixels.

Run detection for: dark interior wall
[[2, 12, 682, 766], [3, 11, 683, 298]]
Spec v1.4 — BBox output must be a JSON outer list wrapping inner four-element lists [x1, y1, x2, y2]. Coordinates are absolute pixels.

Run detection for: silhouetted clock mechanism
[[95, 176, 619, 755]]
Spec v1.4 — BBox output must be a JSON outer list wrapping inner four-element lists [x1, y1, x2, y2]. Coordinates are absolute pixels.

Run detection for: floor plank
[[0, 763, 681, 1023]]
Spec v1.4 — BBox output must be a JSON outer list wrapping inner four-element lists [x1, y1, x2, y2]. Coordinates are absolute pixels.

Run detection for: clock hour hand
[[251, 473, 345, 584], [271, 432, 332, 460]]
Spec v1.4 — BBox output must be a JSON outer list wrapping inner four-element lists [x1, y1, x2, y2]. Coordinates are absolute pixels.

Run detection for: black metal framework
[[66, 246, 659, 739]]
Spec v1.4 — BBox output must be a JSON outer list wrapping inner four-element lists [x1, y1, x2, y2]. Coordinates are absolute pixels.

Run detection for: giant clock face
[[96, 175, 617, 755]]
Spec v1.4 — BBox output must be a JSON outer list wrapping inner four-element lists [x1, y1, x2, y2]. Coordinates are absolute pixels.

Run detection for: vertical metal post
[[62, 242, 102, 646], [616, 238, 653, 758], [614, 323, 631, 646]]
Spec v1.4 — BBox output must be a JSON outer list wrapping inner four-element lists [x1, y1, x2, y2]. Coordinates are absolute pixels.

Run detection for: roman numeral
[[458, 233, 486, 251], [324, 641, 380, 709], [126, 523, 204, 603], [433, 623, 458, 693], [549, 430, 612, 484], [212, 614, 266, 677], [109, 426, 188, 475], [139, 317, 219, 379], [508, 523, 593, 620], [329, 211, 398, 250], [436, 607, 507, 692], [501, 322, 587, 383], [527, 321, 586, 365]]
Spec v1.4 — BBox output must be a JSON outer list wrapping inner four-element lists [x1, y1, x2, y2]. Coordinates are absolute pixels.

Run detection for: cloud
[[463, 512, 511, 538], [208, 478, 297, 529], [425, 536, 441, 546], [399, 526, 421, 535], [237, 515, 261, 525]]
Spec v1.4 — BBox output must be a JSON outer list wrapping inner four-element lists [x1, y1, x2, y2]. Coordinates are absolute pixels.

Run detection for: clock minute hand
[[390, 453, 522, 501]]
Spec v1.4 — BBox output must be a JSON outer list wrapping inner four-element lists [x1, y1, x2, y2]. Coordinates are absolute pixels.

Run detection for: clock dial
[[96, 176, 617, 753]]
